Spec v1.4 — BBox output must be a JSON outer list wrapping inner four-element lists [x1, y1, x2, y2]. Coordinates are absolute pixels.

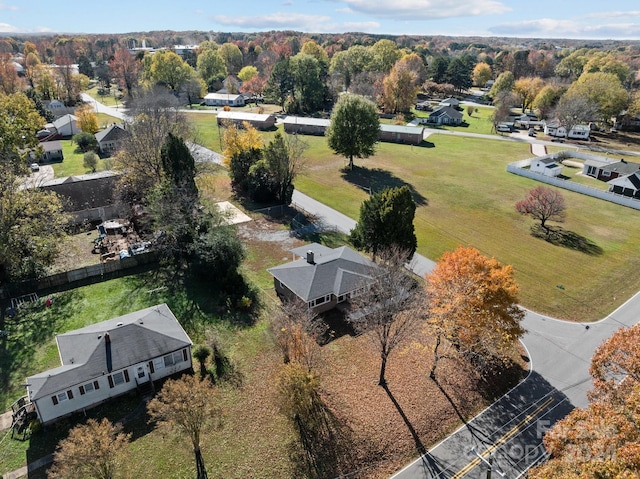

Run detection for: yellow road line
[[451, 396, 554, 479]]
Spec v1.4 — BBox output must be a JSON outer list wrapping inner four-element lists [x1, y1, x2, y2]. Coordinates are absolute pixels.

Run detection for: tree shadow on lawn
[[531, 225, 603, 256], [341, 166, 428, 206]]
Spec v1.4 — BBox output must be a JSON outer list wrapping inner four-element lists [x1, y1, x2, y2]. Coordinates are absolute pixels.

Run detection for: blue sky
[[2, 0, 640, 39]]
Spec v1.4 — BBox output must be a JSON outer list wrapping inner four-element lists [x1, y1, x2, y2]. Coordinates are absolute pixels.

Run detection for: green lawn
[[84, 86, 123, 108], [291, 133, 640, 321], [413, 105, 496, 135], [51, 140, 113, 178]]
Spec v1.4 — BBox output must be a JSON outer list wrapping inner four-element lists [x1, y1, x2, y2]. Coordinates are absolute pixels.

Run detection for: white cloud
[[584, 10, 640, 19], [335, 7, 353, 13], [0, 3, 18, 11], [339, 0, 510, 20], [489, 18, 640, 39], [212, 12, 331, 30], [0, 22, 18, 32]]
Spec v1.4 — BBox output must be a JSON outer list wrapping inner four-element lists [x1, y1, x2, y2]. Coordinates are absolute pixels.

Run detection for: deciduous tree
[[565, 71, 629, 123], [381, 60, 419, 114], [515, 186, 566, 236], [83, 151, 98, 172], [472, 62, 492, 87], [218, 42, 243, 75], [196, 49, 227, 91], [349, 185, 417, 260], [349, 247, 425, 386], [425, 246, 525, 379], [530, 324, 640, 479], [49, 418, 131, 479], [144, 50, 193, 92], [489, 70, 514, 98], [513, 76, 545, 112], [237, 65, 258, 82], [75, 104, 99, 133], [222, 121, 264, 192], [326, 93, 379, 169], [147, 375, 222, 479], [110, 48, 139, 97]]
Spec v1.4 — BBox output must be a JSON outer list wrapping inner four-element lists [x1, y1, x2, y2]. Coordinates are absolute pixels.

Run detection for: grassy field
[[290, 133, 640, 321], [84, 86, 123, 108], [51, 140, 113, 178]]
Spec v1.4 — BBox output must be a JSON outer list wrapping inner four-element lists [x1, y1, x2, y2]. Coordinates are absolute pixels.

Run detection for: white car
[[30, 163, 40, 172], [496, 124, 511, 133]]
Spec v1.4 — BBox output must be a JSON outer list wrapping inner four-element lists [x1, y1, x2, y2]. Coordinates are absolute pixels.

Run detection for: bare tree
[[271, 299, 326, 371], [147, 375, 222, 479], [349, 247, 426, 386]]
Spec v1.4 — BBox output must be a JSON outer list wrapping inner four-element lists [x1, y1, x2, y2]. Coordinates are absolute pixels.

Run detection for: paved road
[[80, 93, 130, 121]]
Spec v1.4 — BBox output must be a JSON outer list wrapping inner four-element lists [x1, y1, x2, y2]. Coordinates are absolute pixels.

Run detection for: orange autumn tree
[[425, 246, 525, 380], [75, 104, 99, 134], [530, 325, 640, 478]]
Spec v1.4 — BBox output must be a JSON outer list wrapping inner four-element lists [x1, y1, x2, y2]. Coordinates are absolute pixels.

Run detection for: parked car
[[497, 124, 511, 133], [528, 128, 536, 137], [30, 163, 40, 172]]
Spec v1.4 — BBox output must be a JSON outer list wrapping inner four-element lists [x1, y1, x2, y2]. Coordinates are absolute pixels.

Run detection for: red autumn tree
[[515, 186, 566, 236]]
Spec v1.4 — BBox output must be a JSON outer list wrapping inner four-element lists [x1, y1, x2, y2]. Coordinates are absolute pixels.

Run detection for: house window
[[309, 295, 331, 308], [163, 350, 184, 368], [587, 166, 597, 176], [602, 171, 611, 178], [79, 380, 100, 395], [337, 294, 347, 303], [108, 370, 130, 388], [52, 390, 74, 405]]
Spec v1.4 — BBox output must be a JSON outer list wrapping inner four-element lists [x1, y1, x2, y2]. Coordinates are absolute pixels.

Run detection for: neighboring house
[[415, 100, 432, 111], [282, 116, 330, 135], [95, 123, 129, 154], [583, 158, 640, 182], [544, 121, 590, 140], [47, 114, 78, 138], [268, 243, 377, 314], [425, 106, 464, 125], [612, 110, 640, 131], [204, 93, 245, 107], [379, 124, 424, 145], [608, 172, 640, 198], [21, 304, 192, 426], [530, 157, 562, 177], [39, 170, 125, 224], [216, 111, 276, 130], [439, 97, 460, 108], [39, 140, 64, 162], [45, 99, 65, 112]]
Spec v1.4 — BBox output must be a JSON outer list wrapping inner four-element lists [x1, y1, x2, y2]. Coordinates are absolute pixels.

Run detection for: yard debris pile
[[92, 219, 150, 262]]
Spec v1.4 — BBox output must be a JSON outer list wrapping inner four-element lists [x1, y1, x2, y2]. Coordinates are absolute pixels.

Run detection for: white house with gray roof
[[268, 243, 377, 313], [24, 304, 192, 425]]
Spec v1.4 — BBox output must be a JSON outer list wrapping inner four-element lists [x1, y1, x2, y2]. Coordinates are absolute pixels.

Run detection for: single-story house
[[544, 121, 590, 140], [216, 111, 276, 130], [415, 100, 432, 111], [425, 106, 464, 125], [608, 172, 640, 198], [282, 116, 330, 135], [45, 114, 78, 138], [530, 157, 562, 177], [204, 93, 245, 107], [21, 304, 192, 426], [95, 123, 129, 154], [439, 97, 460, 108], [39, 140, 64, 162], [583, 158, 640, 182], [612, 110, 640, 131], [268, 243, 377, 314], [45, 99, 65, 111], [379, 124, 424, 145]]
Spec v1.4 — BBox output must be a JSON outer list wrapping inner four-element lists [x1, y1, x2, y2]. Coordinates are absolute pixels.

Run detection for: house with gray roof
[[426, 106, 463, 126], [282, 116, 330, 135], [530, 157, 562, 177], [583, 158, 640, 182], [95, 123, 129, 154], [379, 124, 424, 145], [216, 111, 276, 130], [23, 304, 192, 425], [268, 243, 377, 313]]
